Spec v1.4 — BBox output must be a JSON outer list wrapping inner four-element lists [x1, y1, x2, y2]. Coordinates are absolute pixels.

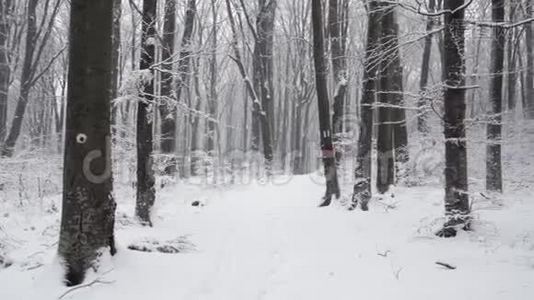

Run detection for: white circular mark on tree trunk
[[76, 133, 88, 144]]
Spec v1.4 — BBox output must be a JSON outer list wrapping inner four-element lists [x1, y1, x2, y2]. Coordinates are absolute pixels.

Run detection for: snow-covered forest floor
[[1, 178, 534, 299], [1, 120, 534, 300]]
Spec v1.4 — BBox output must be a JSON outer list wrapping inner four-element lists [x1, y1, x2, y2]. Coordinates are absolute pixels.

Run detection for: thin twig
[[58, 269, 115, 299]]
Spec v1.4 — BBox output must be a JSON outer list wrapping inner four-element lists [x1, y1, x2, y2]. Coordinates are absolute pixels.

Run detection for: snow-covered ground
[[1, 174, 533, 300]]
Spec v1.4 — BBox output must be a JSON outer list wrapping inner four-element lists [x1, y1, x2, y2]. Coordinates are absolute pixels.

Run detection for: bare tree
[[58, 0, 116, 286], [418, 0, 436, 134], [311, 0, 340, 207], [136, 0, 157, 226], [206, 0, 219, 160], [376, 2, 395, 194], [486, 0, 504, 192], [506, 0, 521, 111], [1, 0, 63, 157], [388, 5, 409, 179], [159, 0, 177, 176], [438, 0, 470, 238], [328, 0, 348, 162], [524, 0, 534, 118], [352, 0, 381, 210], [111, 0, 122, 139], [225, 0, 273, 171], [252, 0, 277, 170], [0, 0, 11, 142], [177, 0, 196, 176]]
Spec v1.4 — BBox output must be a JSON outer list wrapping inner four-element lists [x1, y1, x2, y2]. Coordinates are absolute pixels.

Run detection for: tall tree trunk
[[0, 0, 11, 143], [58, 0, 116, 286], [159, 0, 177, 176], [329, 0, 348, 162], [1, 0, 38, 157], [418, 0, 436, 134], [376, 3, 395, 194], [438, 0, 470, 238], [136, 0, 157, 226], [224, 0, 270, 172], [436, 0, 447, 83], [207, 0, 218, 158], [352, 0, 381, 210], [179, 0, 196, 177], [311, 0, 340, 206], [292, 99, 304, 174], [252, 0, 277, 170], [469, 25, 483, 118], [190, 86, 202, 175], [524, 0, 534, 118], [486, 0, 504, 192], [506, 1, 520, 111], [388, 6, 409, 175], [111, 0, 121, 140]]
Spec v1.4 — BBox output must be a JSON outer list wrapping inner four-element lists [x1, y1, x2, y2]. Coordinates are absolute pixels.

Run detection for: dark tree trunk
[[252, 0, 277, 169], [352, 0, 381, 210], [207, 0, 218, 157], [176, 0, 196, 102], [292, 99, 304, 174], [438, 0, 470, 238], [486, 0, 504, 192], [159, 0, 177, 176], [311, 0, 340, 206], [190, 88, 202, 175], [0, 0, 11, 143], [179, 0, 197, 177], [58, 0, 116, 286], [136, 0, 157, 226], [329, 0, 348, 162], [418, 0, 436, 134], [376, 3, 395, 194], [1, 0, 38, 157], [506, 1, 520, 111], [436, 0, 447, 83], [388, 7, 409, 174], [524, 0, 534, 118]]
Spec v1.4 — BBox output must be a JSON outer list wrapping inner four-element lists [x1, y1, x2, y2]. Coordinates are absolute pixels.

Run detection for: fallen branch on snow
[[58, 269, 114, 299], [435, 261, 456, 270]]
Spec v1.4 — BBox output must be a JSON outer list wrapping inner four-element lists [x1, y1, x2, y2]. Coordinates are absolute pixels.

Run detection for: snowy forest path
[[171, 179, 405, 299], [1, 177, 534, 299]]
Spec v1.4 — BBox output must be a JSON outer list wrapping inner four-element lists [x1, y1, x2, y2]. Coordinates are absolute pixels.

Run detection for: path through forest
[[2, 175, 533, 299]]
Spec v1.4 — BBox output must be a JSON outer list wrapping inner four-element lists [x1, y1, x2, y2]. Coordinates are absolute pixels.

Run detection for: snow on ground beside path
[[1, 175, 534, 300]]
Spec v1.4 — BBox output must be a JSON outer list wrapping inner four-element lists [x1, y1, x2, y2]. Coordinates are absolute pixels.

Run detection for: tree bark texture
[[311, 0, 340, 206], [524, 0, 534, 118], [352, 0, 381, 210], [486, 0, 504, 192], [0, 0, 11, 143], [136, 0, 157, 226], [439, 0, 470, 237], [329, 0, 348, 162], [1, 0, 38, 156], [159, 0, 177, 175], [418, 0, 436, 134], [58, 0, 116, 286], [252, 0, 277, 168]]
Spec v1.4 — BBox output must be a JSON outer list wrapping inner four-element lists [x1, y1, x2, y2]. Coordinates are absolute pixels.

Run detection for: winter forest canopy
[[0, 0, 534, 299]]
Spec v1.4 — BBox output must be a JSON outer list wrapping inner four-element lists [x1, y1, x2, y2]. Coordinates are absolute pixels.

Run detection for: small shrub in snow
[[127, 236, 196, 254]]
